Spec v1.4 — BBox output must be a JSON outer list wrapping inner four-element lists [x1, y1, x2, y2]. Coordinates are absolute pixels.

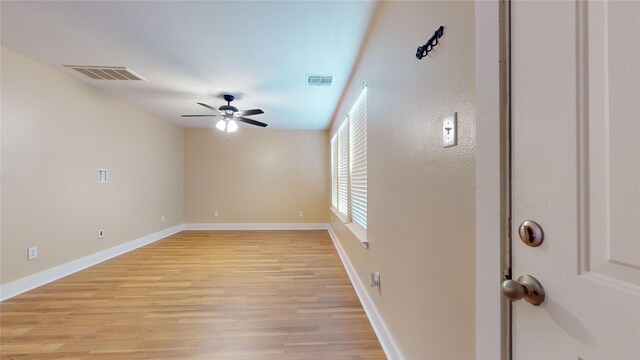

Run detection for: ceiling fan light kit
[[227, 119, 238, 132], [182, 94, 266, 137]]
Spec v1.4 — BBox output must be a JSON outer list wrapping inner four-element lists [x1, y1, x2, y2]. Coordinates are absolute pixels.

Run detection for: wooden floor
[[1, 230, 385, 359]]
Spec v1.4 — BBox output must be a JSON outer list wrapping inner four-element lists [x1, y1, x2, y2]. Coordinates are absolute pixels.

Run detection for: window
[[337, 120, 349, 217], [330, 86, 368, 234], [349, 88, 367, 229], [331, 135, 338, 209]]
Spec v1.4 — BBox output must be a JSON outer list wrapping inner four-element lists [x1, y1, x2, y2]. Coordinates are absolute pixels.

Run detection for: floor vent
[[64, 66, 146, 81], [307, 75, 333, 86]]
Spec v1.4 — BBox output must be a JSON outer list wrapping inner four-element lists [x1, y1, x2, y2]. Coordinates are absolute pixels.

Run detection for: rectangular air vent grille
[[307, 75, 333, 86], [64, 66, 145, 81]]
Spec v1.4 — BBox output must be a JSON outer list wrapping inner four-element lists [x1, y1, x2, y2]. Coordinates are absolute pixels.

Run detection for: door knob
[[501, 274, 545, 305]]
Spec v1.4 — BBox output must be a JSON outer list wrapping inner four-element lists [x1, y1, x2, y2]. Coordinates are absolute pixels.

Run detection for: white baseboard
[[0, 224, 184, 301], [183, 223, 329, 230], [327, 226, 403, 360]]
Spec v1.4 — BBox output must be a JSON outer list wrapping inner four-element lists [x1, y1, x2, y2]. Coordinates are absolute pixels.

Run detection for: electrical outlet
[[298, 210, 304, 217], [98, 229, 104, 239], [370, 272, 381, 288], [27, 246, 38, 260], [442, 113, 458, 148], [214, 210, 219, 217], [161, 215, 165, 223]]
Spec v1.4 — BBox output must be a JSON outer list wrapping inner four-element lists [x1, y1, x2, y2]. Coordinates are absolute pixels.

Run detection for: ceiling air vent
[[307, 75, 333, 86], [64, 66, 146, 81]]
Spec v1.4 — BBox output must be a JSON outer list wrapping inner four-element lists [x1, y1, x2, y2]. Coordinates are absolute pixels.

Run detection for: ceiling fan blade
[[197, 102, 223, 114], [236, 117, 268, 127], [181, 114, 219, 117], [235, 109, 264, 116]]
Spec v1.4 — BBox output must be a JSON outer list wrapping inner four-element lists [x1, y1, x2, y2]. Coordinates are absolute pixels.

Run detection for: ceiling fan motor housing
[[220, 94, 237, 113], [219, 105, 238, 113]]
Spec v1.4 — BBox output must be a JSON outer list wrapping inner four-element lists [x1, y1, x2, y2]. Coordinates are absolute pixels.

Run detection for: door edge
[[475, 0, 511, 359]]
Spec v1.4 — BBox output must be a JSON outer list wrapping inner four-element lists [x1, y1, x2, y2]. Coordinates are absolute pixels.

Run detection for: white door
[[511, 1, 640, 359]]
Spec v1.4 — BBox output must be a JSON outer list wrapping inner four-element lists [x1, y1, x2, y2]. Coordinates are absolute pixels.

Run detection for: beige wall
[[183, 128, 329, 224], [330, 2, 476, 358], [1, 47, 184, 284]]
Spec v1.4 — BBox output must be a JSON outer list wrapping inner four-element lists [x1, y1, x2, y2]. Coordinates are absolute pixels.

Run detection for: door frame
[[475, 1, 511, 359]]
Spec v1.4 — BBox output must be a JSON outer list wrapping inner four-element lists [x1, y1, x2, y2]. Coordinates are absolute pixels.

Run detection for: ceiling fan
[[181, 94, 267, 134]]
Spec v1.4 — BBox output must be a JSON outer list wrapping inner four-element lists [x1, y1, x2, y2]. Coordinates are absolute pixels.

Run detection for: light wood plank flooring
[[1, 230, 385, 359]]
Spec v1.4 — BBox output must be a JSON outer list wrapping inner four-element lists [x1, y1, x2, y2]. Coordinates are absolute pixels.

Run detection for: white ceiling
[[0, 1, 376, 129]]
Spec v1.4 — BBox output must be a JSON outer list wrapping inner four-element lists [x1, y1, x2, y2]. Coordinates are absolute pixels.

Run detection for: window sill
[[346, 222, 369, 248], [330, 206, 348, 224], [330, 207, 369, 249]]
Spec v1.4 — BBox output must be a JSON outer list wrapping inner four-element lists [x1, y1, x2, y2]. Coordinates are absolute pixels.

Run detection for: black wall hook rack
[[416, 26, 444, 60]]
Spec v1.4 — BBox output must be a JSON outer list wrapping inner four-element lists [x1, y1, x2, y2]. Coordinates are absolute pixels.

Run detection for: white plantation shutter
[[331, 134, 338, 210], [337, 120, 349, 217], [349, 88, 367, 229]]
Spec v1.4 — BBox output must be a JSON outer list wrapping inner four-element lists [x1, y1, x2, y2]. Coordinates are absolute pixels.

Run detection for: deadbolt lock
[[519, 220, 544, 247]]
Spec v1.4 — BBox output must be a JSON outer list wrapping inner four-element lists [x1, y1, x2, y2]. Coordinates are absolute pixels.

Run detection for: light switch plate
[[97, 168, 108, 183], [443, 113, 457, 148]]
